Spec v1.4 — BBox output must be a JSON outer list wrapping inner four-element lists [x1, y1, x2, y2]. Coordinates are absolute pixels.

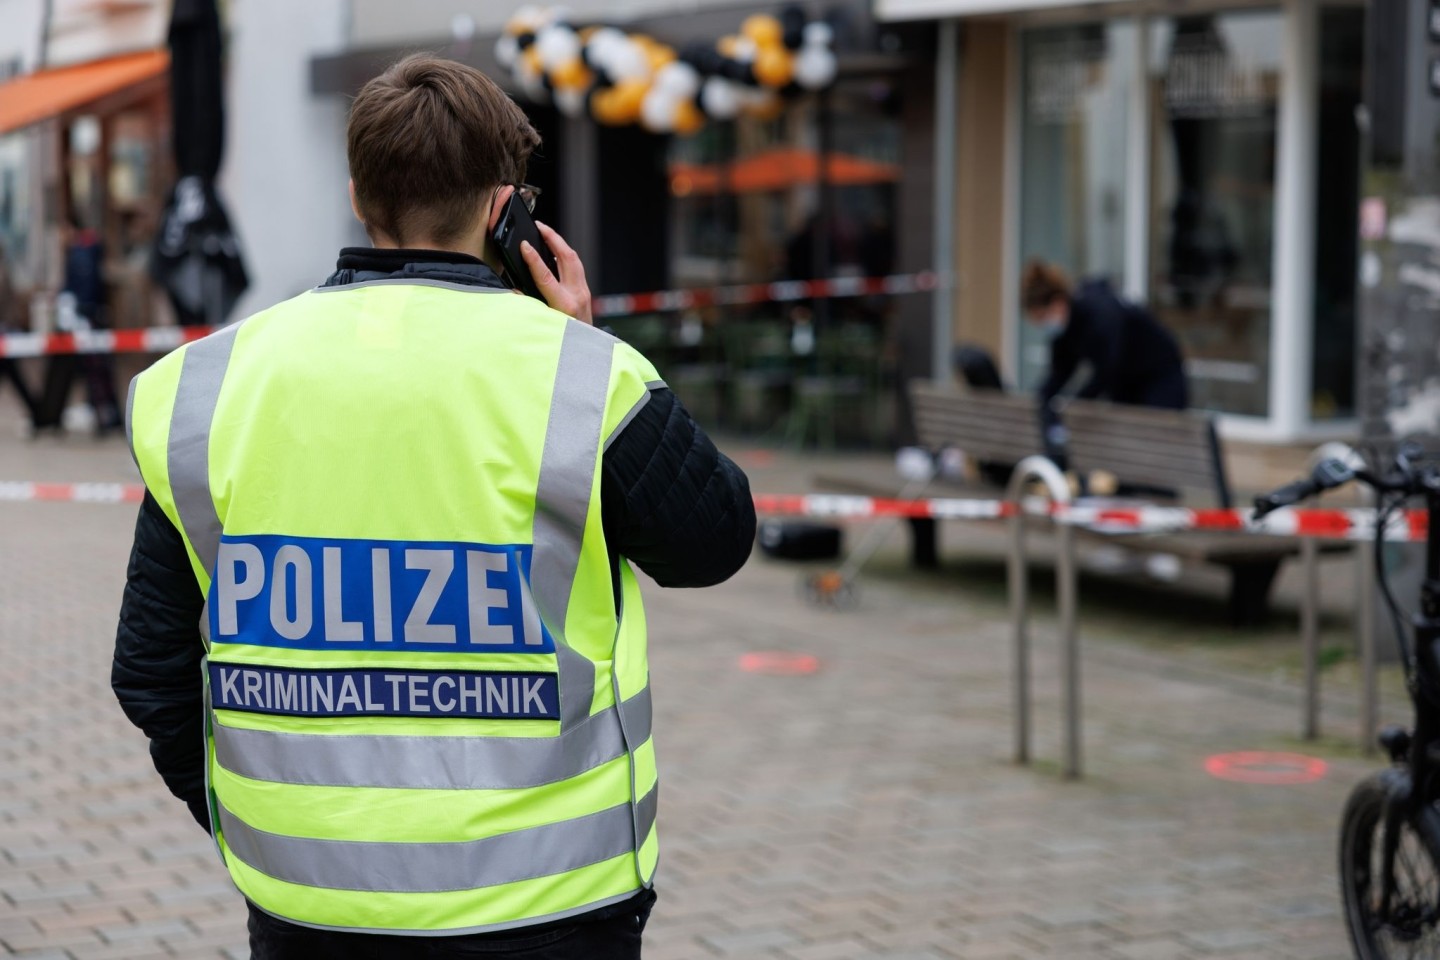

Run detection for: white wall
[[225, 0, 359, 317], [45, 0, 166, 67], [0, 0, 45, 74], [349, 0, 765, 46]]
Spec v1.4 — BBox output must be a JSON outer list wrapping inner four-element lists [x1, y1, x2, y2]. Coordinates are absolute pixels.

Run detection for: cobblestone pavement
[[0, 400, 1381, 959]]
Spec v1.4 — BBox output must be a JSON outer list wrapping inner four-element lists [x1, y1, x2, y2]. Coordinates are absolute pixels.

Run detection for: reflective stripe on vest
[[212, 684, 652, 789], [217, 785, 657, 895]]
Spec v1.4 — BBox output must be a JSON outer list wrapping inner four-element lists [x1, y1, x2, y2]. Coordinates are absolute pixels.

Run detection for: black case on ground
[[757, 520, 843, 560]]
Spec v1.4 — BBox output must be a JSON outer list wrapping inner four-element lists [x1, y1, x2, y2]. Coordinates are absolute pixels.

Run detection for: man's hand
[[522, 222, 593, 325]]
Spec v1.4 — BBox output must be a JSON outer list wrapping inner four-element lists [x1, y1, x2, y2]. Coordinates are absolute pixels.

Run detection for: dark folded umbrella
[[152, 0, 248, 326]]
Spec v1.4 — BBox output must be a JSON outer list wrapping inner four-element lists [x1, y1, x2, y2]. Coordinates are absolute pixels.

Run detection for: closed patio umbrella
[[152, 0, 248, 326]]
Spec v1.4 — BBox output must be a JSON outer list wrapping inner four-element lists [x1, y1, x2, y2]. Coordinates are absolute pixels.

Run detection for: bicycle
[[1254, 444, 1440, 957]]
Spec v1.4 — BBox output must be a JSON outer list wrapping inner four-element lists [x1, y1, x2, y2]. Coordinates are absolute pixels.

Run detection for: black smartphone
[[490, 193, 558, 302]]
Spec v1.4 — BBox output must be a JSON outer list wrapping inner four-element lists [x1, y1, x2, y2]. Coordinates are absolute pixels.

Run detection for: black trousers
[[247, 890, 656, 960]]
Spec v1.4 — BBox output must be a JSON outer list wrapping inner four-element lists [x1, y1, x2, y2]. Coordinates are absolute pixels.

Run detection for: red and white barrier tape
[[8, 484, 1424, 542], [0, 272, 938, 358], [0, 326, 212, 359], [0, 481, 144, 504], [753, 494, 1430, 543], [592, 271, 937, 318]]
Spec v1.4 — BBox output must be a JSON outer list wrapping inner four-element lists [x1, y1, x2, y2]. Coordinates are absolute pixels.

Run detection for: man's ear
[[487, 184, 516, 234], [348, 180, 365, 226]]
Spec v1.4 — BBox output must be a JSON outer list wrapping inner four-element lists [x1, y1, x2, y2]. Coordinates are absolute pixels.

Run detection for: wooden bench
[[815, 382, 1340, 625]]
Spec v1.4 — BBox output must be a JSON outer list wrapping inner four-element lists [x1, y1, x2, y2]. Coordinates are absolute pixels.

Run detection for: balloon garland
[[495, 5, 839, 135]]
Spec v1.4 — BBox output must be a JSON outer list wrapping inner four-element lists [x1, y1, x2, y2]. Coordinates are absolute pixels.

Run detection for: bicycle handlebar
[[1252, 458, 1359, 519]]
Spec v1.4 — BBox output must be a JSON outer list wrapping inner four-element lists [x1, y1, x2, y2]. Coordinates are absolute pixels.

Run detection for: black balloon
[[516, 30, 535, 49], [718, 58, 756, 85], [680, 42, 725, 76], [781, 6, 806, 50]]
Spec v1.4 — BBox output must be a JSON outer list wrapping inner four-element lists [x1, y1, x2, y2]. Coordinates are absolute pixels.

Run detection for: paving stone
[[1181, 927, 1278, 952], [702, 928, 799, 954]]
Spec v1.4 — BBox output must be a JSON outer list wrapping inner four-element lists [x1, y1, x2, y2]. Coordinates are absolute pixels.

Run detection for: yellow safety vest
[[127, 277, 661, 935]]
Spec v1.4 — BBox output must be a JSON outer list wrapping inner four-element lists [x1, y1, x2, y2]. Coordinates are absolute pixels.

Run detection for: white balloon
[[554, 88, 587, 118], [641, 89, 679, 133], [732, 36, 758, 63], [511, 5, 545, 31], [535, 25, 581, 72], [655, 61, 701, 100], [793, 47, 837, 90], [803, 21, 834, 48], [609, 38, 651, 81], [700, 77, 743, 120], [494, 34, 520, 69], [518, 58, 548, 102], [587, 27, 627, 59]]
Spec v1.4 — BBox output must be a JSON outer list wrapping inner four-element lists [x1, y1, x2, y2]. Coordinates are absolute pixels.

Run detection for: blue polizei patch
[[208, 535, 555, 652], [209, 663, 560, 720]]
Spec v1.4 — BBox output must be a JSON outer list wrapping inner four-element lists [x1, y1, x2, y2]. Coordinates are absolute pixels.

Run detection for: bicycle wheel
[[1341, 770, 1440, 958]]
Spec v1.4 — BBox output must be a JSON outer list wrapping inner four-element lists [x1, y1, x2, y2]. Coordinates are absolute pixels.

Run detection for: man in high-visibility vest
[[112, 54, 755, 959]]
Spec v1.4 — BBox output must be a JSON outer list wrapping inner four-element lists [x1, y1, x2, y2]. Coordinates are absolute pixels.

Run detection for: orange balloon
[[673, 98, 705, 136], [590, 88, 623, 125], [608, 79, 649, 124], [753, 46, 794, 88], [741, 14, 783, 49], [551, 58, 593, 92], [646, 44, 677, 71], [717, 34, 742, 59], [523, 46, 543, 74]]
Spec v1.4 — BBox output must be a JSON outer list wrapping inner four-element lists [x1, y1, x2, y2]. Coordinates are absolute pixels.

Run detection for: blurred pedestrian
[[113, 55, 755, 959], [0, 244, 39, 426], [1021, 259, 1187, 463], [33, 214, 122, 435]]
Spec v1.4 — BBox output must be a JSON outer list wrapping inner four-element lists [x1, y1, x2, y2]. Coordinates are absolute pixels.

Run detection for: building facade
[[885, 0, 1367, 444]]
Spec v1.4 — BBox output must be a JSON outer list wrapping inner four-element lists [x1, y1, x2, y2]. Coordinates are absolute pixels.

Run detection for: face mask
[[1040, 318, 1066, 340]]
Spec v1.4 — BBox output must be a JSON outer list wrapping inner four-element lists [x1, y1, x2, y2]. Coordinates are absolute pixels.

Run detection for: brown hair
[[347, 55, 541, 246], [1020, 259, 1072, 311]]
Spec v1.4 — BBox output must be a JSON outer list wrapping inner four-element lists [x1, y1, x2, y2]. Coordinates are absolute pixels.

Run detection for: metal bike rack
[[1006, 456, 1081, 778], [1301, 442, 1373, 750]]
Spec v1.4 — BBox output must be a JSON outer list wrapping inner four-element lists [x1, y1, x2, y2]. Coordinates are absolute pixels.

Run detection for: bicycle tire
[[1340, 770, 1440, 958]]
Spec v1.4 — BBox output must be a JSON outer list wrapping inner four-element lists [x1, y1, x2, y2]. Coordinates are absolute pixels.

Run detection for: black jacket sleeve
[[112, 493, 210, 832], [601, 387, 755, 588]]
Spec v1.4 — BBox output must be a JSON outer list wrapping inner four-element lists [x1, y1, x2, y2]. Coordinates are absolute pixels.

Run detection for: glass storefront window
[[1148, 11, 1282, 416], [1017, 22, 1137, 391], [645, 79, 902, 442]]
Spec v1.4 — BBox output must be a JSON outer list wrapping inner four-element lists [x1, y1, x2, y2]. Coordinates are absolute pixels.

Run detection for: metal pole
[[1301, 536, 1321, 740], [1359, 539, 1378, 753], [931, 19, 959, 383], [1005, 455, 1074, 771], [1058, 522, 1081, 778], [1008, 508, 1030, 765]]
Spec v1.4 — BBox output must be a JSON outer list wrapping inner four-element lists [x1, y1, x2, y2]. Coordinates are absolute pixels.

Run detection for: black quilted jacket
[[111, 249, 756, 831]]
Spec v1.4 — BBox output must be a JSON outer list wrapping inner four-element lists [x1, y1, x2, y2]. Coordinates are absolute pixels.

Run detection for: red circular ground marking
[[1204, 751, 1328, 785], [739, 652, 820, 675]]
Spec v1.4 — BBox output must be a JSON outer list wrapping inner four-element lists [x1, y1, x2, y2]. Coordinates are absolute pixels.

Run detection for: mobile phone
[[490, 193, 558, 302]]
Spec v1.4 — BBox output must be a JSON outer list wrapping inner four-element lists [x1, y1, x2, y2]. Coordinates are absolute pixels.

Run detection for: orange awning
[[670, 147, 900, 196], [0, 50, 168, 137]]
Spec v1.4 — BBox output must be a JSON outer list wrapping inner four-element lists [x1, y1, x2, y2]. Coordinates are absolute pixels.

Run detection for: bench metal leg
[[1058, 523, 1081, 780], [1358, 540, 1378, 754], [907, 517, 940, 570], [1008, 512, 1029, 766], [1301, 538, 1321, 741], [1227, 560, 1283, 628]]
